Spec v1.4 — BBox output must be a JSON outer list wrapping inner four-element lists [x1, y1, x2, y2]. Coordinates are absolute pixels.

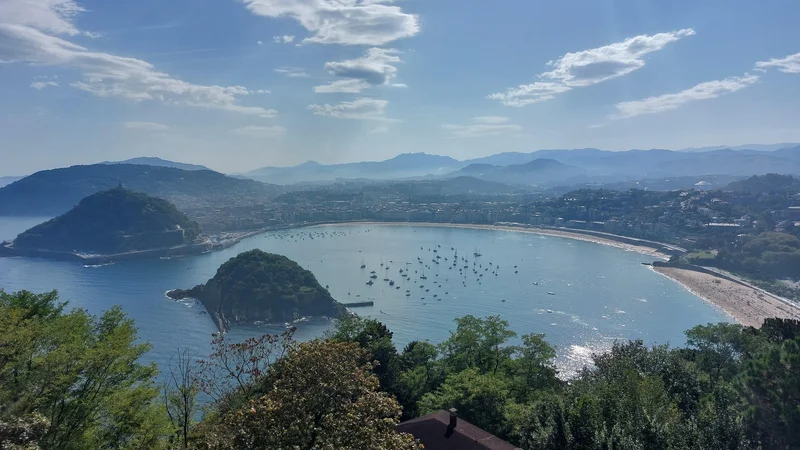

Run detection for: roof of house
[[397, 410, 521, 450]]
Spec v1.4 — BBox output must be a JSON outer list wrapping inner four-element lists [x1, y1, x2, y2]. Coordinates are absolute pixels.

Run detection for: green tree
[[0, 290, 170, 450], [736, 337, 800, 449], [192, 340, 419, 450], [329, 316, 401, 393], [685, 322, 764, 386], [418, 368, 513, 438], [439, 315, 517, 375], [510, 333, 559, 398]]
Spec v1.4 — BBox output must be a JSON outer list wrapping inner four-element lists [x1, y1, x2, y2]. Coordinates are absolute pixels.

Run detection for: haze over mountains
[[241, 145, 800, 185], [2, 143, 800, 217], [0, 164, 278, 216], [102, 157, 211, 172]]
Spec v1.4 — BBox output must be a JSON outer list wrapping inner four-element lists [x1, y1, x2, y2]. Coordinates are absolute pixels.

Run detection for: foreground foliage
[[333, 315, 800, 450], [0, 290, 170, 450], [3, 288, 799, 449]]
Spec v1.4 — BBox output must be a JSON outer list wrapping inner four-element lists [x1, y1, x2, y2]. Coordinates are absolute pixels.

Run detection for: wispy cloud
[[756, 51, 800, 74], [442, 116, 522, 138], [231, 125, 287, 138], [30, 80, 59, 90], [308, 97, 396, 121], [472, 116, 511, 124], [369, 125, 389, 134], [272, 35, 295, 44], [124, 121, 170, 131], [612, 74, 759, 119], [488, 29, 695, 107], [314, 79, 371, 93], [0, 1, 277, 118], [315, 48, 402, 93], [274, 66, 310, 78], [240, 0, 419, 46], [0, 0, 91, 36]]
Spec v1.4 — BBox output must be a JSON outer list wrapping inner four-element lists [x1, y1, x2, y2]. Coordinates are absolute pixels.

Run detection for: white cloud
[[254, 89, 271, 94], [308, 97, 395, 121], [0, 2, 277, 118], [274, 66, 310, 77], [0, 0, 87, 36], [442, 117, 522, 138], [612, 74, 759, 119], [240, 0, 419, 46], [473, 116, 511, 124], [756, 52, 800, 74], [314, 79, 371, 93], [257, 40, 263, 45], [231, 125, 287, 138], [124, 121, 169, 131], [488, 29, 695, 107], [487, 82, 572, 107], [30, 80, 59, 90], [315, 47, 401, 93], [369, 125, 389, 134], [272, 34, 295, 44]]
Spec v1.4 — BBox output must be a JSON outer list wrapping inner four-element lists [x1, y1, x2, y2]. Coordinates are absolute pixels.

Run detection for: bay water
[[0, 219, 729, 377]]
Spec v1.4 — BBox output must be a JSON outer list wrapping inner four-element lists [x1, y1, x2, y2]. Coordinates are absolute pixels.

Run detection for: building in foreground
[[397, 409, 521, 450]]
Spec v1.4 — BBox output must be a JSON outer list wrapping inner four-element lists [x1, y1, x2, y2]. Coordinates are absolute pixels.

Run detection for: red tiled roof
[[397, 410, 521, 450]]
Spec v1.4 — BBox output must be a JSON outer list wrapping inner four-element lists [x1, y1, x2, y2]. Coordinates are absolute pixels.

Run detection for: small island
[[167, 249, 346, 331], [0, 187, 211, 263]]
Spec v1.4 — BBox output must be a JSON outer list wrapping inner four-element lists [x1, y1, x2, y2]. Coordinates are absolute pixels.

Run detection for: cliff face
[[168, 250, 345, 331]]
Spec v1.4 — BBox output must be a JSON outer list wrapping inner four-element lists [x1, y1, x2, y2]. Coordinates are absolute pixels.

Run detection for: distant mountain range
[[0, 164, 279, 216], [450, 158, 585, 185], [239, 145, 800, 186], [242, 153, 463, 185], [102, 157, 211, 172], [0, 176, 23, 188], [677, 143, 800, 153]]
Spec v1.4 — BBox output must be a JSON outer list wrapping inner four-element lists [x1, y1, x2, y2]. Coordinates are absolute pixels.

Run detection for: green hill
[[0, 164, 280, 216], [723, 173, 800, 194], [13, 188, 201, 254], [168, 249, 345, 331]]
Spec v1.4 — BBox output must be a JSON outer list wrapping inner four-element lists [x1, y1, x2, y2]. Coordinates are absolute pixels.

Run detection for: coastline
[[652, 265, 800, 328], [317, 221, 673, 260]]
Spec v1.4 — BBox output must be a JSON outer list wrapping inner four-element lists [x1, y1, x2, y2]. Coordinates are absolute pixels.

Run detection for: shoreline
[[316, 221, 673, 260], [652, 265, 800, 328]]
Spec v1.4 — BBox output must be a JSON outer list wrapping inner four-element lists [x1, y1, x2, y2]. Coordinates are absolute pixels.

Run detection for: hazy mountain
[[462, 152, 538, 166], [0, 164, 279, 216], [677, 143, 800, 153], [450, 158, 584, 186], [102, 157, 211, 171], [12, 188, 202, 254], [521, 148, 800, 178], [723, 174, 800, 194], [243, 153, 463, 184], [0, 176, 23, 188]]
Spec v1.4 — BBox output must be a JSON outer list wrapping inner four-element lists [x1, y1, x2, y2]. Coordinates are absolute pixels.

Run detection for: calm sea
[[0, 218, 729, 377]]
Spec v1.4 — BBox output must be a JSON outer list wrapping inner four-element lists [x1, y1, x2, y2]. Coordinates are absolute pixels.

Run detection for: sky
[[1, 0, 800, 175]]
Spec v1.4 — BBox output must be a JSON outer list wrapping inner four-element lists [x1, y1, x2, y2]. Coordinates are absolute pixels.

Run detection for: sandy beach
[[653, 266, 800, 328]]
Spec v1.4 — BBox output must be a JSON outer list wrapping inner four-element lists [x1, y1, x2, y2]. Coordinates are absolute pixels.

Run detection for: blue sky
[[1, 0, 799, 175]]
